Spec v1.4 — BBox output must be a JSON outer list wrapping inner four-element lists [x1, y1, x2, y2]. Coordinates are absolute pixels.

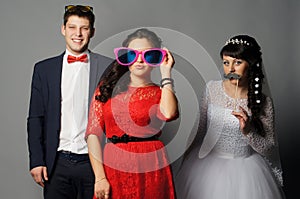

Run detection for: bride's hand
[[232, 106, 251, 135]]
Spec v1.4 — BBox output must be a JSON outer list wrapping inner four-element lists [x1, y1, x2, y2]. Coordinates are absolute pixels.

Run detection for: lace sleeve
[[85, 88, 105, 140], [196, 84, 209, 146], [185, 82, 209, 154], [248, 96, 283, 186], [247, 97, 276, 156]]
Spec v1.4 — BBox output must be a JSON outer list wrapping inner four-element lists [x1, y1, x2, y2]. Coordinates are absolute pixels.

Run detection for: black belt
[[58, 150, 89, 162], [107, 134, 158, 144]]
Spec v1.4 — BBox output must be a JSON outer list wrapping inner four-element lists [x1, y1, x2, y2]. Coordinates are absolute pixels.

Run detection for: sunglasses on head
[[114, 47, 166, 67], [65, 5, 93, 13]]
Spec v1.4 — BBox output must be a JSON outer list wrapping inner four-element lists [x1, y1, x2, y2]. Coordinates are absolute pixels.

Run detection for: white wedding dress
[[175, 80, 285, 199]]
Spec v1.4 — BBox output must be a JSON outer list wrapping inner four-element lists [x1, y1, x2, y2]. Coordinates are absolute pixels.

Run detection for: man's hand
[[30, 166, 48, 187]]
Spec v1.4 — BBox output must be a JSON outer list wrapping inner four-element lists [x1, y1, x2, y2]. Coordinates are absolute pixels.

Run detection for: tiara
[[225, 39, 250, 46]]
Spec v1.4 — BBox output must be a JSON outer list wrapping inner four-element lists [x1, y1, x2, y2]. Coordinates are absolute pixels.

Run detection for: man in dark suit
[[27, 5, 112, 199]]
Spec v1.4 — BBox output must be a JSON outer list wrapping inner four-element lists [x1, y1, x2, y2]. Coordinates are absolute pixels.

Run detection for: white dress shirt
[[57, 49, 90, 154]]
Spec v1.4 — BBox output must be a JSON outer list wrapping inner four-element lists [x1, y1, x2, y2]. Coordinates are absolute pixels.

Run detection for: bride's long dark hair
[[220, 35, 266, 136], [96, 28, 162, 103]]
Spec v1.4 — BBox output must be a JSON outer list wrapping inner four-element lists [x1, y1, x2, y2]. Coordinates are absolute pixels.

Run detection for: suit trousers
[[44, 151, 95, 199]]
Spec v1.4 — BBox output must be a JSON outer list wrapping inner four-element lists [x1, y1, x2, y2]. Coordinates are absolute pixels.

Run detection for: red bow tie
[[67, 54, 88, 64]]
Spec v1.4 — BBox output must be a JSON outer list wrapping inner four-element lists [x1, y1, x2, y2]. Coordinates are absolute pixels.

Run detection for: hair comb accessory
[[225, 39, 250, 46]]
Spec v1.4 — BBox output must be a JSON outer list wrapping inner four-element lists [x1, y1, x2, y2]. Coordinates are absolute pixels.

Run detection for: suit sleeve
[[27, 64, 45, 170]]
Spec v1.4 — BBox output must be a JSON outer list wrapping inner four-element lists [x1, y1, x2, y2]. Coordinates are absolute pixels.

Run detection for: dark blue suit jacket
[[27, 51, 112, 177]]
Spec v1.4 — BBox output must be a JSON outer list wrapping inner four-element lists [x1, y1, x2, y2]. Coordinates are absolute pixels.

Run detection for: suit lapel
[[54, 52, 64, 90], [88, 52, 112, 109], [89, 52, 100, 108], [54, 53, 64, 121]]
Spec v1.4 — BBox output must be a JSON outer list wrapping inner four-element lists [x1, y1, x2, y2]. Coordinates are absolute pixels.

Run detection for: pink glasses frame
[[114, 47, 167, 66]]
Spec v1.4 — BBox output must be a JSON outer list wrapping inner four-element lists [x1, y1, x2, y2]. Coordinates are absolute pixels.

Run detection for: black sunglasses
[[65, 5, 93, 13]]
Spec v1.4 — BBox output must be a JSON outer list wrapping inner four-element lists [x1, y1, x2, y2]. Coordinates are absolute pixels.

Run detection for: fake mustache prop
[[224, 73, 241, 80]]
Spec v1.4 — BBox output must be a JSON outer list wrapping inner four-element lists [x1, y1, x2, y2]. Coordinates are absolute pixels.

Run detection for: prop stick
[[234, 79, 239, 111], [224, 73, 241, 111]]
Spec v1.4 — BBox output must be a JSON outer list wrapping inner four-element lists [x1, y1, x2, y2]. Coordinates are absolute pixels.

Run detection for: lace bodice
[[206, 81, 252, 157], [212, 108, 253, 157], [196, 80, 283, 185], [198, 80, 275, 156], [86, 85, 175, 139]]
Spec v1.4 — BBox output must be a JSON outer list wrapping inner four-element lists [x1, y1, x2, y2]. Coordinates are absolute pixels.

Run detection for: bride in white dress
[[175, 35, 285, 199]]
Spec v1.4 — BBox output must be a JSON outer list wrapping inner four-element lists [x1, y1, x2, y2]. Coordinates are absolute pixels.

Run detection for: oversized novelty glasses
[[65, 5, 93, 13], [114, 47, 167, 67]]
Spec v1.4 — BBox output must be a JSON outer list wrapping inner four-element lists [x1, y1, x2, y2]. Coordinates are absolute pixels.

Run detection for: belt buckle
[[121, 134, 129, 143], [111, 135, 119, 144], [61, 150, 72, 155]]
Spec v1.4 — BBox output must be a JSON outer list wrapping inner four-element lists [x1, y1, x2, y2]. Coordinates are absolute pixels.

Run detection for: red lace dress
[[86, 85, 177, 199]]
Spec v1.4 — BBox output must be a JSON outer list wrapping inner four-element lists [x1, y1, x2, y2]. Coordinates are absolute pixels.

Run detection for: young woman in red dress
[[85, 28, 178, 199]]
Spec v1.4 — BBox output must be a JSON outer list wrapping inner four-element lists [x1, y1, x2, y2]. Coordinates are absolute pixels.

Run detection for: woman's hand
[[94, 178, 110, 199], [160, 48, 175, 78], [232, 106, 251, 136]]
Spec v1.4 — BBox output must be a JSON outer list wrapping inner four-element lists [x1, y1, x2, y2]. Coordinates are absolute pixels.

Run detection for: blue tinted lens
[[117, 49, 136, 64], [144, 50, 163, 64], [127, 50, 136, 63]]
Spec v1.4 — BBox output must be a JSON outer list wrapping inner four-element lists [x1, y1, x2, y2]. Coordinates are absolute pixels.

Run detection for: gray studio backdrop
[[0, 0, 299, 198]]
